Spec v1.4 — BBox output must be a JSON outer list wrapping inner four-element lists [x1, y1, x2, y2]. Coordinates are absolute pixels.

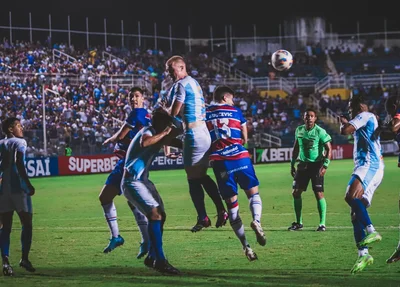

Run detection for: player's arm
[[241, 123, 248, 145], [170, 83, 185, 117], [141, 127, 172, 148], [319, 141, 332, 176], [16, 151, 35, 196], [391, 118, 400, 133], [340, 111, 369, 135], [290, 139, 299, 178], [339, 117, 356, 135], [103, 123, 132, 145]]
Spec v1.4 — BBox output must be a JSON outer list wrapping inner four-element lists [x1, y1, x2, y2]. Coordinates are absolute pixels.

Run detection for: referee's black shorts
[[292, 161, 324, 192]]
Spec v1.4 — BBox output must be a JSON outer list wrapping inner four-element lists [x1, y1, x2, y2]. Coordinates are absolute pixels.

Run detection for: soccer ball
[[271, 49, 293, 71]]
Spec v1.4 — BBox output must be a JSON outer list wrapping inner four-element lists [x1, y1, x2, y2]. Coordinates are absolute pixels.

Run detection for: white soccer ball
[[271, 49, 293, 71]]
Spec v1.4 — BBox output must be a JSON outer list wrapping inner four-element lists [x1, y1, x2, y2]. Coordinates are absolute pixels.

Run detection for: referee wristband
[[323, 158, 330, 168], [291, 159, 296, 167]]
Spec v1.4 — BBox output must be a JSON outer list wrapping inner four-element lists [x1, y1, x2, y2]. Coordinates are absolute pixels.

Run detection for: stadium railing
[[53, 49, 77, 63], [102, 51, 125, 64]]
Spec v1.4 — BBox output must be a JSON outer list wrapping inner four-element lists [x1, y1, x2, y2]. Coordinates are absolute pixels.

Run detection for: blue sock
[[21, 225, 33, 260], [350, 198, 372, 227], [351, 212, 366, 248], [200, 176, 225, 212], [148, 220, 165, 261], [188, 179, 207, 220], [0, 227, 11, 258]]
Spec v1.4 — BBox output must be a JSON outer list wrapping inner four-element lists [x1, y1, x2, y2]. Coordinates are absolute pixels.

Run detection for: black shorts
[[292, 161, 324, 192]]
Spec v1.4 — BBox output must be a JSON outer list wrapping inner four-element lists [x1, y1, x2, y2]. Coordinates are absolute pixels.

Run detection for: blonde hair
[[166, 55, 185, 67]]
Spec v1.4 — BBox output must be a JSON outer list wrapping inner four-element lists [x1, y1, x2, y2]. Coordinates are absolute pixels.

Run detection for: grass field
[[1, 158, 400, 286]]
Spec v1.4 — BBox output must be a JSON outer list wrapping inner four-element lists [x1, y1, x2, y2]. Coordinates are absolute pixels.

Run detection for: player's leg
[[346, 169, 383, 274], [127, 201, 149, 259], [387, 240, 400, 263], [311, 166, 327, 231], [235, 158, 266, 246], [288, 162, 309, 230], [184, 126, 227, 231], [16, 211, 35, 272], [212, 160, 257, 261], [99, 159, 126, 253], [122, 179, 179, 274], [345, 172, 383, 247], [99, 184, 124, 253], [0, 211, 14, 276], [225, 195, 257, 261]]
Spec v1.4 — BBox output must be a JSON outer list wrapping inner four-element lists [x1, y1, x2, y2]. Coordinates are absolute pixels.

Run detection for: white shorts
[[347, 164, 384, 207], [122, 177, 164, 215], [0, 191, 32, 214], [183, 124, 211, 167]]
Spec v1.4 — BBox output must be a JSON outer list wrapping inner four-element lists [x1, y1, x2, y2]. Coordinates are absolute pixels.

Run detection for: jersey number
[[212, 118, 231, 139]]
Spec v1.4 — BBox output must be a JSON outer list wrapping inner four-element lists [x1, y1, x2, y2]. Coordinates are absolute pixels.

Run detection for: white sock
[[228, 205, 248, 248], [130, 205, 149, 244], [249, 193, 262, 223], [358, 248, 369, 257], [366, 224, 376, 234], [102, 202, 119, 238]]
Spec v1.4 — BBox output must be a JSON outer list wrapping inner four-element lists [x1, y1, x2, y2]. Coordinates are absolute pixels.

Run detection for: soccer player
[[101, 87, 151, 257], [384, 95, 400, 264], [0, 117, 36, 276], [121, 111, 181, 275], [157, 55, 228, 232], [340, 95, 384, 274], [206, 86, 266, 261], [288, 108, 332, 231]]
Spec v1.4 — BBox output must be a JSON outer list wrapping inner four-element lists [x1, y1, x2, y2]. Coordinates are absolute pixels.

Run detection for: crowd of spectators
[[1, 37, 400, 157]]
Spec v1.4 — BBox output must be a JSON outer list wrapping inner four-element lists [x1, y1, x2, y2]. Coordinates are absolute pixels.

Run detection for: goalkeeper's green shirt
[[295, 124, 332, 162]]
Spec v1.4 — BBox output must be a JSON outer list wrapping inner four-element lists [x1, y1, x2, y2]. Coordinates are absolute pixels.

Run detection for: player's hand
[[163, 126, 172, 135], [27, 185, 35, 196], [338, 115, 349, 124], [103, 137, 113, 146], [319, 166, 327, 177], [290, 166, 296, 178]]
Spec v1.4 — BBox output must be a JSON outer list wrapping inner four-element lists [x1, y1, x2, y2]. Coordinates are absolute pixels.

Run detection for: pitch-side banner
[[25, 157, 59, 177], [252, 144, 354, 164], [58, 153, 184, 176]]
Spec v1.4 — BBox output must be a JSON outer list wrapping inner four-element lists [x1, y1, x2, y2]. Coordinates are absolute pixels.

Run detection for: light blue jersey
[[158, 76, 206, 125], [349, 112, 383, 169], [124, 127, 161, 180], [347, 112, 384, 206], [0, 137, 28, 194]]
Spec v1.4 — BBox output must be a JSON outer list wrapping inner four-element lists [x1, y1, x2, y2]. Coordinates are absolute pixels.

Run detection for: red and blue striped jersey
[[206, 104, 249, 161]]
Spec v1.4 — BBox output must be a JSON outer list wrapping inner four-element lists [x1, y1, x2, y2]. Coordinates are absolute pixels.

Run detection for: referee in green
[[288, 108, 332, 231]]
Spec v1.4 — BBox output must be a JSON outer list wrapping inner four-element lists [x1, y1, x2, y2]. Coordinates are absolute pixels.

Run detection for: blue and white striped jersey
[[124, 127, 161, 181], [349, 112, 383, 169], [156, 76, 206, 125]]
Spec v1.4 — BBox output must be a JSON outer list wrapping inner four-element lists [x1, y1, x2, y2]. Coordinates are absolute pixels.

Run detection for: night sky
[[0, 0, 398, 42]]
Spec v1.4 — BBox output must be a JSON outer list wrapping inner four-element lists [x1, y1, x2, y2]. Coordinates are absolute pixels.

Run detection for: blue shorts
[[212, 157, 259, 200], [105, 159, 125, 195]]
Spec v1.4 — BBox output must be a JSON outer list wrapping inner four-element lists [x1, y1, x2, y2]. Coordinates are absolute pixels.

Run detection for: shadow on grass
[[12, 266, 400, 287]]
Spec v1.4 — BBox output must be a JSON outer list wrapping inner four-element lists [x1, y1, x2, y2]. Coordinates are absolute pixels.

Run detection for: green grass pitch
[[1, 158, 400, 286]]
